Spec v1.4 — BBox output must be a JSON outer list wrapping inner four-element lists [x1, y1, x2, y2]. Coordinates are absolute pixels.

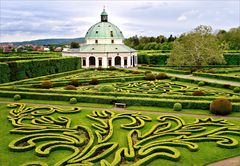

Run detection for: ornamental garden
[[0, 51, 240, 166]]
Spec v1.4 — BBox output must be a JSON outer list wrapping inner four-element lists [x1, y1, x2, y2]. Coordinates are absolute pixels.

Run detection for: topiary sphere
[[89, 78, 98, 85], [210, 98, 232, 115], [145, 73, 156, 80], [233, 87, 240, 93], [173, 103, 182, 111], [192, 90, 205, 96], [156, 73, 168, 80], [99, 86, 114, 92], [70, 98, 77, 104], [198, 81, 205, 86], [64, 85, 77, 90], [69, 79, 79, 87], [41, 80, 53, 89], [14, 94, 21, 101]]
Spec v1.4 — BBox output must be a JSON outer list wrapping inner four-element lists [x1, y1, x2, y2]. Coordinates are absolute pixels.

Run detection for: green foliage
[[6, 103, 240, 165], [192, 90, 205, 96], [13, 94, 21, 101], [167, 25, 226, 68], [99, 86, 114, 92], [69, 97, 77, 104], [132, 70, 142, 74], [64, 85, 77, 90], [198, 81, 205, 86], [0, 62, 10, 83], [70, 42, 80, 48], [41, 80, 53, 89], [144, 70, 152, 75], [156, 73, 168, 79], [145, 73, 156, 80], [90, 78, 99, 85], [109, 66, 117, 70], [217, 27, 240, 50], [210, 98, 232, 115], [233, 87, 240, 93], [173, 103, 182, 111], [69, 79, 79, 87]]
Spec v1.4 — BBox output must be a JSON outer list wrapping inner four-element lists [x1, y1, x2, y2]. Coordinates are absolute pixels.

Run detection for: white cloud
[[0, 0, 239, 42], [177, 15, 187, 22]]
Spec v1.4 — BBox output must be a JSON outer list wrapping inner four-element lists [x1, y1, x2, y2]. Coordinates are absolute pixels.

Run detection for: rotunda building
[[62, 9, 137, 68]]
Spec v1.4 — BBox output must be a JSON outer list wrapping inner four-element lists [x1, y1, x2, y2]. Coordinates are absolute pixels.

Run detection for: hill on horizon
[[0, 37, 85, 45]]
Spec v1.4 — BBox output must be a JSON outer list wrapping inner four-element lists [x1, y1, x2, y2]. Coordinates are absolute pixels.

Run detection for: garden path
[[207, 156, 240, 166], [163, 73, 240, 87]]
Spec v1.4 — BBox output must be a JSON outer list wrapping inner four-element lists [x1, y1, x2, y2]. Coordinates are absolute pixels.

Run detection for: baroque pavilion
[[62, 9, 137, 68]]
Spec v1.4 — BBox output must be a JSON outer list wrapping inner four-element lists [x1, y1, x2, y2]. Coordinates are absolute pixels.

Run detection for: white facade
[[62, 9, 137, 68]]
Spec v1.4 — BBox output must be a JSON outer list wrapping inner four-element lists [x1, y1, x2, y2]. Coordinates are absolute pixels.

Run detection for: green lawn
[[1, 102, 240, 166]]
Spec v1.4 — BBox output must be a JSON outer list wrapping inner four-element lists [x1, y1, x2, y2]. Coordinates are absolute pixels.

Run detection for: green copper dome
[[85, 22, 124, 39], [85, 9, 124, 40]]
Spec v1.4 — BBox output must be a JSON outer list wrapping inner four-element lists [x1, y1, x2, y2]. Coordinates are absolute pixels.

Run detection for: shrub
[[121, 78, 126, 82], [41, 80, 53, 89], [64, 85, 77, 90], [109, 66, 116, 70], [69, 98, 77, 104], [97, 67, 104, 70], [145, 73, 155, 80], [156, 73, 168, 79], [13, 94, 21, 101], [90, 78, 98, 85], [69, 79, 79, 87], [144, 70, 152, 75], [173, 103, 182, 111], [210, 98, 232, 115], [223, 84, 231, 89], [233, 87, 240, 93], [192, 90, 205, 96], [198, 81, 205, 86], [99, 86, 114, 92], [206, 68, 216, 73], [141, 84, 150, 90], [132, 70, 141, 74], [171, 77, 176, 81]]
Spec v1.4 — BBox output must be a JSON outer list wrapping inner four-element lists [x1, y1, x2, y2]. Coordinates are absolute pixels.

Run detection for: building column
[[86, 56, 89, 68], [121, 56, 124, 68], [95, 57, 99, 68], [135, 55, 138, 66], [127, 56, 131, 68], [112, 56, 115, 67], [102, 56, 107, 68]]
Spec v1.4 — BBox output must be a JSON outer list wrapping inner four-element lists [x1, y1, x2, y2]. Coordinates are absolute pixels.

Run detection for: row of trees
[[124, 35, 176, 50], [124, 27, 240, 50]]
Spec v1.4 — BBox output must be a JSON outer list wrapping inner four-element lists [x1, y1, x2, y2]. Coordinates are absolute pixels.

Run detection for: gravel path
[[165, 73, 240, 87], [207, 156, 240, 166]]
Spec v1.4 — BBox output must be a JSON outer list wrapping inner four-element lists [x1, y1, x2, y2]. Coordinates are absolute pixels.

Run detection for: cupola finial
[[101, 6, 108, 22]]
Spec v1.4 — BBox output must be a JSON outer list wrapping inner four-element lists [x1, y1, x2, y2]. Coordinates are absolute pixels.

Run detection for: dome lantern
[[101, 8, 108, 22]]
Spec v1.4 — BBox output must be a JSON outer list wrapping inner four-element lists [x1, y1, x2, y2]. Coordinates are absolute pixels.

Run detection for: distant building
[[0, 44, 14, 53], [62, 9, 137, 68]]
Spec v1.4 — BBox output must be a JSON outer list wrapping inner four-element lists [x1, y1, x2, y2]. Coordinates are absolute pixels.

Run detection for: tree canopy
[[167, 25, 226, 69], [70, 42, 80, 48]]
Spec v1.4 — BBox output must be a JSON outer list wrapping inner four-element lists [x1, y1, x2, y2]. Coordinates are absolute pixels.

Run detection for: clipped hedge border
[[1, 90, 239, 111]]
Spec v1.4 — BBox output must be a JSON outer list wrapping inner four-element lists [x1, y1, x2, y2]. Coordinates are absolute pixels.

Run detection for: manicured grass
[[1, 103, 240, 166]]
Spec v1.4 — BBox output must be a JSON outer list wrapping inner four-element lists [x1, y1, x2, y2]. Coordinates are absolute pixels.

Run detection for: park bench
[[114, 102, 127, 108]]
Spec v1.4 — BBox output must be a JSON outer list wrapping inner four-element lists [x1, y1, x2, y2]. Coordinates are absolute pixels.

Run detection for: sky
[[0, 0, 239, 42]]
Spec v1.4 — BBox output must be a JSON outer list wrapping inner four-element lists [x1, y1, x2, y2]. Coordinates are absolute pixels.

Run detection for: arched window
[[89, 56, 95, 66], [115, 56, 121, 66]]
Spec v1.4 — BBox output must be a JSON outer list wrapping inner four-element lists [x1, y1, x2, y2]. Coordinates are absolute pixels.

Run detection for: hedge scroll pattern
[[7, 104, 240, 166]]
